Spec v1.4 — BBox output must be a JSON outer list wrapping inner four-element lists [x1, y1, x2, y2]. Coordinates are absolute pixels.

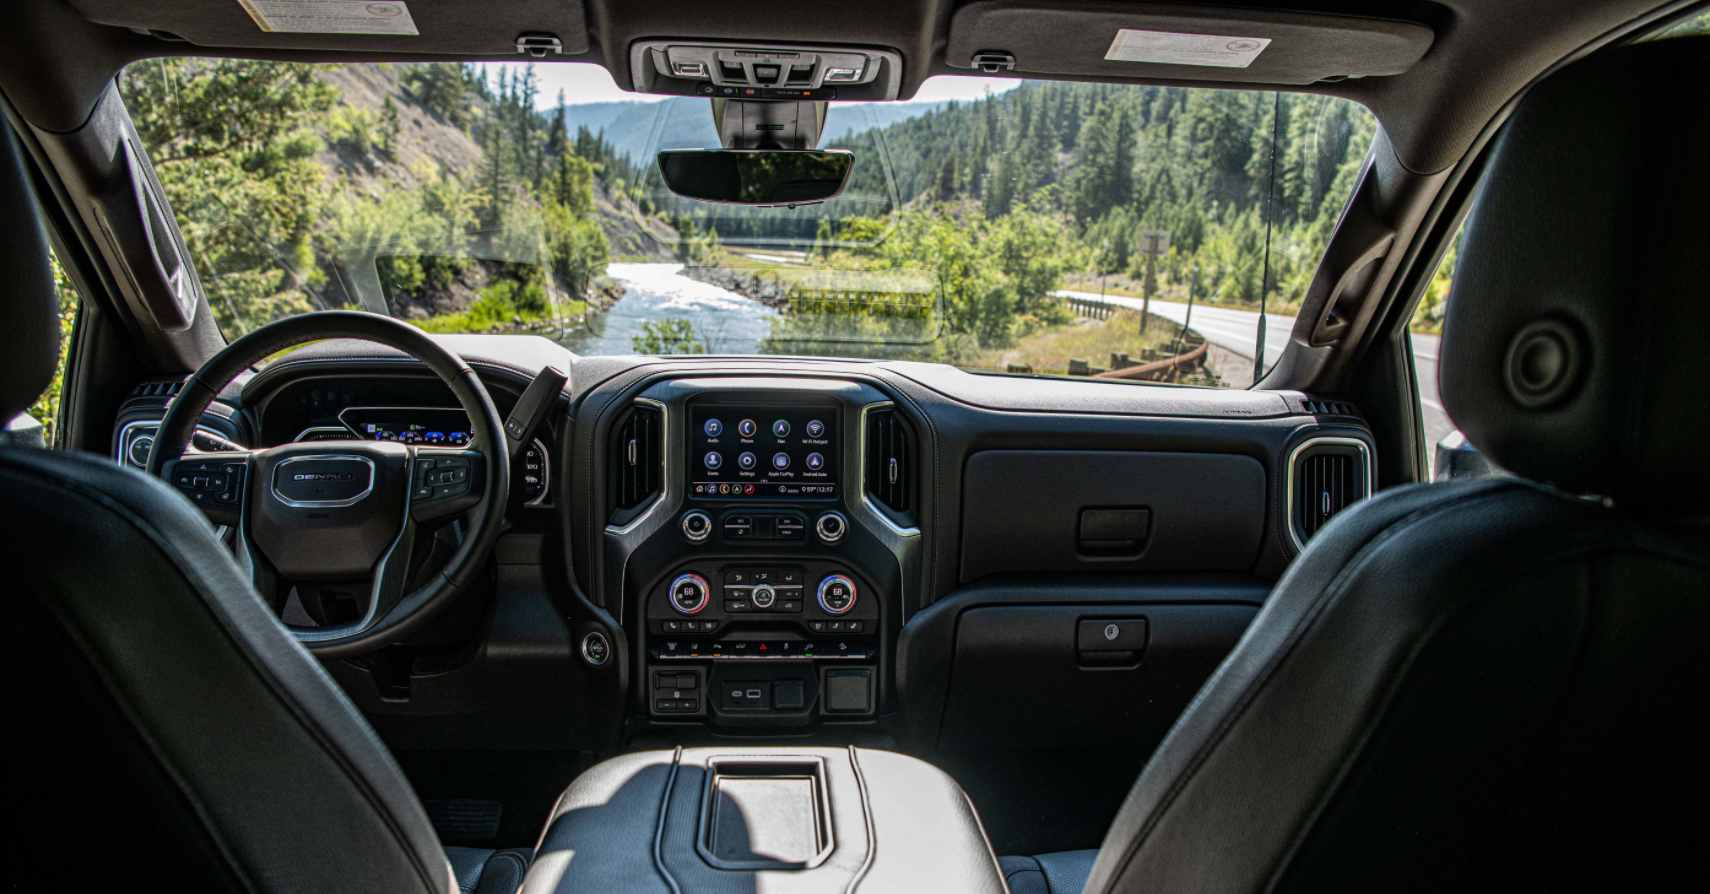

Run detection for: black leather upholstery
[[1440, 37, 1710, 512], [447, 847, 531, 894], [1000, 850, 1099, 894], [0, 112, 61, 422], [1074, 38, 1710, 894], [3, 446, 462, 893]]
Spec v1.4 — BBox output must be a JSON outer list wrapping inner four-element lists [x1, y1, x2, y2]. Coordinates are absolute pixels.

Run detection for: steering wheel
[[146, 311, 510, 656]]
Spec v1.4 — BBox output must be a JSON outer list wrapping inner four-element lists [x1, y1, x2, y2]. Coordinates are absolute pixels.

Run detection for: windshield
[[122, 60, 1374, 388]]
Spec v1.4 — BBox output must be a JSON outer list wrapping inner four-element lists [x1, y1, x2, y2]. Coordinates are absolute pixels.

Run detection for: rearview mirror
[[656, 149, 853, 206]]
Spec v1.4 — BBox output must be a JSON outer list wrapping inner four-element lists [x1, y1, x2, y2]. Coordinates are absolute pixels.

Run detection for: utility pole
[[1173, 261, 1200, 361], [1137, 229, 1169, 332]]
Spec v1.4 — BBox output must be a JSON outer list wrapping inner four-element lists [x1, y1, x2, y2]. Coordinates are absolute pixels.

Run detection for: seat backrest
[[0, 104, 452, 894], [1086, 36, 1710, 894]]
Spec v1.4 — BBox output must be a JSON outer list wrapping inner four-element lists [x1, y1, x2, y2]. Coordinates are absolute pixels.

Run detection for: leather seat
[[0, 114, 523, 893], [1003, 36, 1710, 894]]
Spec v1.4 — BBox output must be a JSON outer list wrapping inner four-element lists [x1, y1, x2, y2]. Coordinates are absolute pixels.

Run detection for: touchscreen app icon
[[772, 419, 791, 438], [737, 419, 757, 437]]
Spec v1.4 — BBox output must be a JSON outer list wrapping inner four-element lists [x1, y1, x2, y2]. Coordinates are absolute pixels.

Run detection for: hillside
[[121, 59, 680, 338]]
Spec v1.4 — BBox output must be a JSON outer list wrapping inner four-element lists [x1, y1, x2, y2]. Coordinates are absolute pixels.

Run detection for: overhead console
[[598, 377, 920, 732], [629, 40, 906, 100]]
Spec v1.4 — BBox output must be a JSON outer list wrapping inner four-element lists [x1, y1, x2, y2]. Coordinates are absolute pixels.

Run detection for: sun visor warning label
[[1104, 29, 1271, 68], [238, 0, 420, 35]]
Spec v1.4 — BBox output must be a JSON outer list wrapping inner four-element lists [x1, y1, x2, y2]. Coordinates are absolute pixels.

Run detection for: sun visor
[[945, 0, 1433, 85], [69, 0, 589, 56]]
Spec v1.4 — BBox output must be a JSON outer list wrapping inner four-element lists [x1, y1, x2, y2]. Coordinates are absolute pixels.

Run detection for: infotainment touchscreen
[[690, 406, 837, 498]]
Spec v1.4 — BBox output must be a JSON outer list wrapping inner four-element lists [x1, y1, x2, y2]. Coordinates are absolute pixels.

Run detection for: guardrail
[[1057, 294, 1209, 382]]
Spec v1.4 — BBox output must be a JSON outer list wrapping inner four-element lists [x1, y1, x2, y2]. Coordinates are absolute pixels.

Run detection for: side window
[[1412, 224, 1462, 479], [14, 251, 81, 447]]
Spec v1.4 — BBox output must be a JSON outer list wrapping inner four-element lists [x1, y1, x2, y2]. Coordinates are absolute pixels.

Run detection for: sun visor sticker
[[237, 0, 421, 35], [1104, 29, 1272, 68]]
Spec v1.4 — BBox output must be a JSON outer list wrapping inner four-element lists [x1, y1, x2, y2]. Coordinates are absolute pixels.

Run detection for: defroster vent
[[610, 404, 663, 522], [864, 407, 915, 524], [1288, 437, 1372, 550]]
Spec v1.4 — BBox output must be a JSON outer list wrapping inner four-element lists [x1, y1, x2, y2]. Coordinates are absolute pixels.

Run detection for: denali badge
[[272, 455, 375, 507]]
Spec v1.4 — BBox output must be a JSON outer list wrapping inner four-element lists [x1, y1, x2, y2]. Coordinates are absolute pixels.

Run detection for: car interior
[[4, 1, 1709, 893]]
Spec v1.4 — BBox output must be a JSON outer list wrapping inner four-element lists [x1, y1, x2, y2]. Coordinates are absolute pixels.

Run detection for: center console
[[527, 746, 1006, 894], [600, 377, 920, 733]]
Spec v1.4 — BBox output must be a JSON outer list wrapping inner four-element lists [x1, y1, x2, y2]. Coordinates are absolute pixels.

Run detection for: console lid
[[520, 747, 1006, 894]]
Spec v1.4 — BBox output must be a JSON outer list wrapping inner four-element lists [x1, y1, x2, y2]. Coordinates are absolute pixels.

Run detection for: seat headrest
[[1441, 37, 1710, 514], [0, 117, 60, 423]]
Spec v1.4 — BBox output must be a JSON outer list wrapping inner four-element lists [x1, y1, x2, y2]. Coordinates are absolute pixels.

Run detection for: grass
[[961, 309, 1186, 376]]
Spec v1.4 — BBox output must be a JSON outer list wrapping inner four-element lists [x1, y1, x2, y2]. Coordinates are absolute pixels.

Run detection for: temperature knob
[[669, 573, 710, 614], [817, 574, 857, 614]]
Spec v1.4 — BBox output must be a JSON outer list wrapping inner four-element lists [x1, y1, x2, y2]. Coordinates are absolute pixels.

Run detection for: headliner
[[0, 0, 1695, 176]]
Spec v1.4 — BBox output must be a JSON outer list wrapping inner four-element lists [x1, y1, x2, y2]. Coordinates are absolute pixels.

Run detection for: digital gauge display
[[329, 407, 549, 505], [338, 407, 472, 446]]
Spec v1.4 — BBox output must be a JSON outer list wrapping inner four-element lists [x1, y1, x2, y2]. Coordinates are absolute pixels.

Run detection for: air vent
[[1288, 437, 1372, 550], [131, 379, 186, 398], [609, 404, 663, 520], [1300, 397, 1358, 416], [864, 408, 915, 524]]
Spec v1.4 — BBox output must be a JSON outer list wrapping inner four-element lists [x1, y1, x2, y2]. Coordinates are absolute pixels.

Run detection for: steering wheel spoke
[[162, 449, 255, 527]]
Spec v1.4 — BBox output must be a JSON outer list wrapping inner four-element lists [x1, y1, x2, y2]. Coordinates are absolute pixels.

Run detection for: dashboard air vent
[[1300, 397, 1357, 416], [610, 404, 663, 517], [131, 379, 186, 399], [865, 408, 915, 523], [1289, 438, 1372, 550]]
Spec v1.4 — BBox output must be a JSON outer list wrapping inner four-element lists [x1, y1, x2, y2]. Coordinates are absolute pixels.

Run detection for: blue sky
[[483, 61, 1020, 109]]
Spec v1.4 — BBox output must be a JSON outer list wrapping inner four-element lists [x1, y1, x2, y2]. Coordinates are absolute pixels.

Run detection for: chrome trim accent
[[580, 631, 612, 667], [523, 437, 552, 507], [854, 402, 920, 539], [294, 426, 354, 442], [606, 397, 672, 537], [1284, 435, 1374, 553], [270, 455, 378, 508], [115, 419, 237, 470], [815, 510, 848, 544], [680, 508, 712, 542]]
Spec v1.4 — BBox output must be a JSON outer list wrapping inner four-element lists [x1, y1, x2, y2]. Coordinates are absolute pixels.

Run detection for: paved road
[[1056, 290, 1456, 458]]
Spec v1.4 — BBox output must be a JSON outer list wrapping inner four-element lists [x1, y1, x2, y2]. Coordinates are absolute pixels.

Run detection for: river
[[556, 262, 777, 355]]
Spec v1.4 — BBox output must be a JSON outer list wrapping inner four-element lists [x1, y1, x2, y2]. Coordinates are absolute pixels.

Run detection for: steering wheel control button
[[412, 454, 474, 507], [816, 511, 848, 543], [580, 631, 611, 667], [772, 419, 791, 438], [738, 451, 758, 470], [817, 574, 857, 614], [681, 510, 712, 542], [704, 451, 723, 469], [806, 419, 825, 438], [704, 418, 723, 437], [670, 573, 711, 614], [772, 452, 791, 470], [752, 583, 777, 609]]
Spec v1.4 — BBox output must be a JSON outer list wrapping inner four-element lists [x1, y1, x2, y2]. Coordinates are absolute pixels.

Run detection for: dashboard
[[108, 335, 1377, 843]]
